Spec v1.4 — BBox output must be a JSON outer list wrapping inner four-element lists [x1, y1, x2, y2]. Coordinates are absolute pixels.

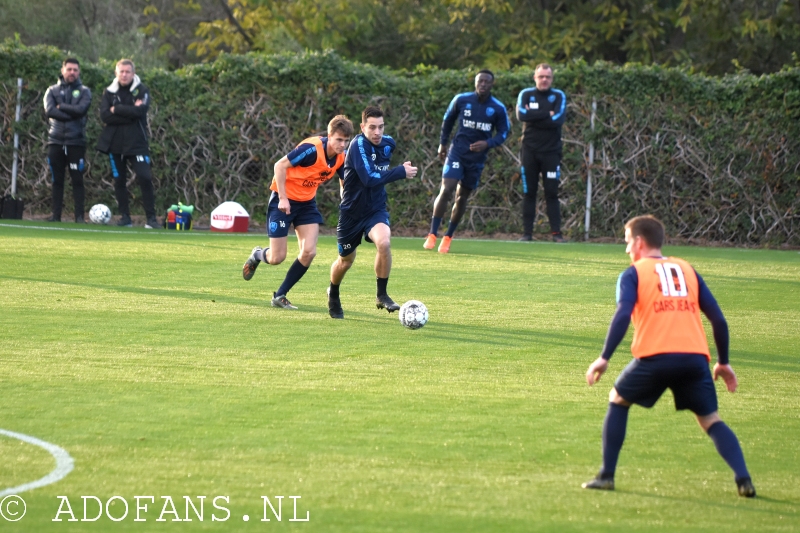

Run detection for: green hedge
[[2, 40, 799, 244]]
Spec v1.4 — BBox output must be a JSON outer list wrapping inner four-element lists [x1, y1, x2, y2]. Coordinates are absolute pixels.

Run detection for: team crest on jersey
[[548, 94, 556, 103], [384, 146, 391, 157], [72, 90, 80, 98], [319, 169, 332, 178], [486, 107, 495, 117], [466, 103, 472, 110], [133, 89, 139, 96]]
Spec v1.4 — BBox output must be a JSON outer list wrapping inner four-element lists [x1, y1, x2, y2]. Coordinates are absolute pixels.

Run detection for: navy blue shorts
[[442, 151, 485, 190], [614, 353, 718, 416], [336, 210, 390, 256], [266, 191, 323, 238]]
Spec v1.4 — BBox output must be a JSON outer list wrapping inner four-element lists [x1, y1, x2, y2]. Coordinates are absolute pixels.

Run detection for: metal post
[[11, 78, 22, 197], [584, 98, 597, 241]]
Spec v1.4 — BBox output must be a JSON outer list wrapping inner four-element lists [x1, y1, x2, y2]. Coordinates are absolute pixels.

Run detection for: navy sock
[[377, 277, 388, 297], [445, 220, 459, 238], [600, 403, 629, 478], [707, 421, 750, 480], [276, 259, 308, 297], [430, 216, 442, 236], [329, 282, 340, 299], [259, 247, 270, 264]]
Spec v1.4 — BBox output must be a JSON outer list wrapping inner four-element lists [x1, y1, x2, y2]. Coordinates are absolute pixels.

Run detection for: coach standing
[[516, 63, 566, 242], [43, 58, 92, 223], [97, 59, 159, 228]]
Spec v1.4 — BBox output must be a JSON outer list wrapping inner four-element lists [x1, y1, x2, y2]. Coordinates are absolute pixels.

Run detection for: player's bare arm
[[273, 156, 292, 215], [713, 363, 738, 392], [469, 140, 489, 152], [586, 357, 608, 386], [403, 161, 418, 179], [437, 144, 447, 161]]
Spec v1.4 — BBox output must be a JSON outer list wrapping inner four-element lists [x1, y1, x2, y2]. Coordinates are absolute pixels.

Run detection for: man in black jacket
[[43, 58, 92, 222], [516, 63, 567, 242], [96, 59, 159, 228]]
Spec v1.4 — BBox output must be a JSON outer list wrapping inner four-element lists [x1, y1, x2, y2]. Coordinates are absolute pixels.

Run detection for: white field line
[[0, 429, 74, 497]]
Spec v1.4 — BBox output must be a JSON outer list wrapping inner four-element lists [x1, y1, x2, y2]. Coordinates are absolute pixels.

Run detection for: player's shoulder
[[517, 86, 536, 96], [617, 265, 639, 288], [666, 255, 698, 274], [453, 92, 475, 104], [552, 87, 567, 99], [488, 95, 507, 109], [616, 265, 639, 301], [380, 135, 396, 149]]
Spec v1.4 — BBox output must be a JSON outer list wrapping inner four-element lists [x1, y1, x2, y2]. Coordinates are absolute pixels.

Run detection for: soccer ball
[[89, 204, 112, 224], [399, 300, 428, 330]]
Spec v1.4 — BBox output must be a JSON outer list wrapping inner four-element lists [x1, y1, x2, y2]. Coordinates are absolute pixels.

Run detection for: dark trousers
[[47, 144, 86, 220], [109, 153, 156, 218], [520, 149, 561, 235]]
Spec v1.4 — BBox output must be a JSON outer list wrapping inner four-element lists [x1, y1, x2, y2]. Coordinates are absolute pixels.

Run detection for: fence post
[[11, 77, 22, 197], [584, 97, 596, 241]]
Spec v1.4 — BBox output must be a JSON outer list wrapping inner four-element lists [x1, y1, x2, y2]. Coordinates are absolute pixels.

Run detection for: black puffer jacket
[[96, 75, 151, 156], [43, 75, 92, 146]]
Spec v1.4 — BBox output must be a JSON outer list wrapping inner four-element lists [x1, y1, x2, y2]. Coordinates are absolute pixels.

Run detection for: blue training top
[[339, 133, 406, 217], [516, 87, 567, 153], [440, 92, 509, 163]]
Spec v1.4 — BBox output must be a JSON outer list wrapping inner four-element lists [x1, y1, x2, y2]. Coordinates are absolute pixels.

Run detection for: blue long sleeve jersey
[[600, 266, 730, 364], [439, 92, 510, 163], [339, 133, 406, 217], [516, 87, 566, 152]]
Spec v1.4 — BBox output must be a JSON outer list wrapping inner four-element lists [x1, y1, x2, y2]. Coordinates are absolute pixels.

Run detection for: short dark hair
[[625, 215, 665, 249], [477, 69, 494, 80], [328, 115, 354, 137], [63, 58, 80, 67], [362, 106, 383, 123]]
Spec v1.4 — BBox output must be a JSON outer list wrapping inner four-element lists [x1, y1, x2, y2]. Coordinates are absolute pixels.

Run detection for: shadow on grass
[[401, 317, 598, 350], [0, 274, 272, 308], [620, 488, 799, 514], [2, 273, 600, 353]]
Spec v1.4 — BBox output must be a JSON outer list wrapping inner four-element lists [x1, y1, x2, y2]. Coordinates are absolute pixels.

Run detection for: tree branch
[[216, 0, 254, 47]]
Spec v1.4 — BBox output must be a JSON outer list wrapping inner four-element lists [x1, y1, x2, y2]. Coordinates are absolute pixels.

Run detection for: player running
[[582, 215, 755, 497], [242, 115, 353, 310], [423, 70, 509, 253], [326, 106, 418, 319]]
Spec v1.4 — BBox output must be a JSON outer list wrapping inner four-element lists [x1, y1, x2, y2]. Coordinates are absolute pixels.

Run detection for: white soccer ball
[[89, 204, 112, 224], [399, 300, 429, 330]]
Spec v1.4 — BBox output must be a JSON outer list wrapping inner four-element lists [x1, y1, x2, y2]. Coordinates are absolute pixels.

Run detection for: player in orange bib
[[582, 215, 755, 497], [241, 115, 353, 310]]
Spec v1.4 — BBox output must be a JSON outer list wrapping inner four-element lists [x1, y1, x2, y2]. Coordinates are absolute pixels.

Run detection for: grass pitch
[[0, 220, 798, 532]]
